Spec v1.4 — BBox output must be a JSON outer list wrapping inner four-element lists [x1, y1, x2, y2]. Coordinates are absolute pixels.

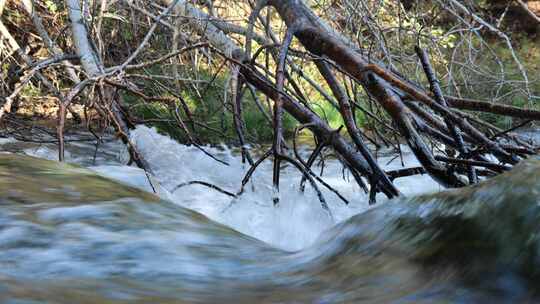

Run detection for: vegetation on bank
[[127, 36, 539, 144], [1, 1, 538, 145]]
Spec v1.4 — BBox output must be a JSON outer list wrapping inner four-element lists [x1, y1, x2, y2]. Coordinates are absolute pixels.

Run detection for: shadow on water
[[0, 153, 539, 303]]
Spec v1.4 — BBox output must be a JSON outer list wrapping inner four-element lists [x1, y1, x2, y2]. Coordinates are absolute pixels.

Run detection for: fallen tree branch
[[416, 46, 477, 184], [172, 180, 237, 198]]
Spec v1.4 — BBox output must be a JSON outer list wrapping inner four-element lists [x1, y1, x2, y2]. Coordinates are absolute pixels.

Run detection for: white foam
[[0, 125, 444, 251], [128, 126, 441, 250], [0, 137, 17, 145], [89, 165, 173, 200]]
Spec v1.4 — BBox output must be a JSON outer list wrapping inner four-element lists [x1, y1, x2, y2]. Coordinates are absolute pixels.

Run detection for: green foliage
[[312, 102, 343, 130], [44, 0, 58, 13], [125, 70, 283, 144]]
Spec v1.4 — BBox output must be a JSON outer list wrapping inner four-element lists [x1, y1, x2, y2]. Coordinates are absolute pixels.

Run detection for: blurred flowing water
[[0, 126, 538, 303]]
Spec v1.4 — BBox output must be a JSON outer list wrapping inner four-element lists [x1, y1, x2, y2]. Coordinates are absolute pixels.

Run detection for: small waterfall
[[3, 126, 537, 252], [128, 125, 443, 250]]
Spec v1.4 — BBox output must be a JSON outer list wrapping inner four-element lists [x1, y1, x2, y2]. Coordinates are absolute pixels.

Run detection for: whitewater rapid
[[2, 126, 445, 250]]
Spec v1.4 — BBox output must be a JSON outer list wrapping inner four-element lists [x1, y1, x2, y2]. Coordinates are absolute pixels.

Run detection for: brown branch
[[445, 96, 540, 121], [316, 60, 399, 199], [230, 69, 254, 165], [172, 180, 237, 198], [415, 46, 477, 184], [238, 148, 272, 195], [271, 27, 295, 204], [293, 126, 350, 205], [364, 72, 465, 188], [434, 156, 511, 172]]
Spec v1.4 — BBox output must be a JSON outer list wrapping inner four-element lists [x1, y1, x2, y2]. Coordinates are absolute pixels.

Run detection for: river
[[0, 126, 538, 303]]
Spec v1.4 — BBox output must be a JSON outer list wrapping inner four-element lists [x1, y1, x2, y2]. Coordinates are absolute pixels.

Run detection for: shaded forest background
[[1, 0, 538, 143]]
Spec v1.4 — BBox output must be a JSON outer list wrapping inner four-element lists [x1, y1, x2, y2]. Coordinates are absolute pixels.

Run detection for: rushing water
[[1, 126, 444, 251], [0, 126, 539, 303]]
